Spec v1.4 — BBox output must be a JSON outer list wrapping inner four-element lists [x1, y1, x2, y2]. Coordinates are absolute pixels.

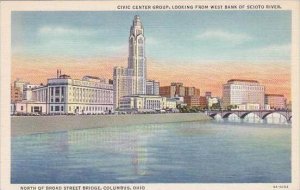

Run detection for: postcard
[[0, 1, 299, 190]]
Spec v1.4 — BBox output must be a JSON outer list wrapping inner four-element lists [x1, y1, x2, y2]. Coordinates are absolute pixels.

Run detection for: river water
[[11, 120, 291, 183]]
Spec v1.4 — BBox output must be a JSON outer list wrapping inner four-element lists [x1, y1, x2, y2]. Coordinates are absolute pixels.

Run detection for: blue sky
[[12, 11, 291, 62]]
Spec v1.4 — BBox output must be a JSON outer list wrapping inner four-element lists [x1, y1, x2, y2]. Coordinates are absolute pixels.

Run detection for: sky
[[12, 11, 291, 99]]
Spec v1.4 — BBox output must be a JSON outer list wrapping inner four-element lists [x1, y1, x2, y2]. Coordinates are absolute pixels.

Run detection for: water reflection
[[243, 113, 263, 124], [227, 113, 241, 122], [67, 125, 156, 178], [213, 114, 223, 122], [12, 121, 291, 183], [264, 113, 288, 124]]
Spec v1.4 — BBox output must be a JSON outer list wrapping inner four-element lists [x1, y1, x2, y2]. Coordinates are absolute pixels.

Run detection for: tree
[[227, 105, 234, 111], [211, 102, 221, 110]]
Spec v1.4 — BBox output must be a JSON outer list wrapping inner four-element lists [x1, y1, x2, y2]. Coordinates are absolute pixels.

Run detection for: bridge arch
[[263, 112, 288, 124], [242, 112, 262, 123], [222, 112, 241, 120], [209, 113, 218, 118], [262, 112, 287, 120], [209, 113, 223, 120], [223, 113, 241, 122], [222, 112, 234, 118], [240, 112, 260, 119]]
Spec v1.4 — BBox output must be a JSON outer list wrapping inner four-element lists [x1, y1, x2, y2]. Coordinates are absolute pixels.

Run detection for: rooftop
[[227, 79, 259, 83], [265, 94, 284, 97]]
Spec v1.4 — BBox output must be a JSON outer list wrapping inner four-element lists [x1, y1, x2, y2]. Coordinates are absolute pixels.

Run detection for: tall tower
[[128, 15, 147, 94]]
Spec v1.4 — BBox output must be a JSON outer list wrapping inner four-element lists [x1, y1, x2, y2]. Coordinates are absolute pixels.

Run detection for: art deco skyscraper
[[113, 15, 147, 109], [128, 15, 147, 95]]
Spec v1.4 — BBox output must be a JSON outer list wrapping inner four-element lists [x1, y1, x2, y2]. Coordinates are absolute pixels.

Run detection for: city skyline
[[12, 11, 291, 99]]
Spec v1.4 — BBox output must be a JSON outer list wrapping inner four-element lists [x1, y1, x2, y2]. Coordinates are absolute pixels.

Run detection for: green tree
[[211, 102, 221, 110]]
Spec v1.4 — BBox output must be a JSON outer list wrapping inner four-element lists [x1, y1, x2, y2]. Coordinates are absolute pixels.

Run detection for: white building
[[165, 98, 177, 110], [113, 67, 134, 109], [222, 79, 265, 109], [113, 15, 147, 109], [169, 97, 186, 107], [14, 101, 47, 115], [30, 74, 113, 114], [234, 103, 260, 111], [146, 80, 160, 95], [119, 95, 176, 112], [23, 84, 41, 100]]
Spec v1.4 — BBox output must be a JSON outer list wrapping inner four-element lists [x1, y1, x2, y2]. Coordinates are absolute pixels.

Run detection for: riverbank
[[11, 113, 211, 136]]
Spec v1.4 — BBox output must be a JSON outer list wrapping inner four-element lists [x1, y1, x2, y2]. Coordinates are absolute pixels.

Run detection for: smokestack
[[57, 69, 59, 78]]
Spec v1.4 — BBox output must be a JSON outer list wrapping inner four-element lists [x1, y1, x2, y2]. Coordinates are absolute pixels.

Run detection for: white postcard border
[[1, 1, 299, 190]]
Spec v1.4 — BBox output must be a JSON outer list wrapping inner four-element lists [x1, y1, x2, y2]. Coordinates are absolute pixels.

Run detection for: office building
[[184, 96, 200, 108], [113, 15, 147, 109], [14, 78, 28, 94], [113, 66, 134, 109], [199, 96, 207, 109], [185, 87, 200, 96], [11, 78, 29, 103], [222, 79, 265, 109], [11, 86, 22, 103], [146, 80, 160, 95], [159, 85, 176, 98], [265, 94, 286, 110], [160, 82, 199, 98]]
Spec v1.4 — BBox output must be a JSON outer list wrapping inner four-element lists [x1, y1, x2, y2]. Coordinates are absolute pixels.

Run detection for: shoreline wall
[[11, 113, 211, 137]]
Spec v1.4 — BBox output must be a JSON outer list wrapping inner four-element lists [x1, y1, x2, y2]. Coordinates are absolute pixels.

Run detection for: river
[[12, 120, 291, 183]]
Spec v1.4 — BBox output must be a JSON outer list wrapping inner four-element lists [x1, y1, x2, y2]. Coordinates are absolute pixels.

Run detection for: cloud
[[28, 25, 127, 57], [196, 30, 252, 45], [38, 25, 102, 37], [242, 44, 291, 61]]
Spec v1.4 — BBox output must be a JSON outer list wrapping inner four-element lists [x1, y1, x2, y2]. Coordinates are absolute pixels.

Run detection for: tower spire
[[128, 15, 146, 94]]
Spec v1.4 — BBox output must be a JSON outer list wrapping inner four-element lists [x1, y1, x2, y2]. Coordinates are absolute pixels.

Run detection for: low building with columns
[[119, 95, 177, 112], [26, 74, 114, 114]]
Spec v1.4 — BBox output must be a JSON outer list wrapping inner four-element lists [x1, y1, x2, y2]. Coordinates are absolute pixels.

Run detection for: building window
[[21, 106, 23, 111], [55, 106, 59, 111], [51, 106, 53, 111], [55, 98, 60, 103], [55, 87, 60, 96], [61, 106, 64, 111], [61, 87, 64, 96]]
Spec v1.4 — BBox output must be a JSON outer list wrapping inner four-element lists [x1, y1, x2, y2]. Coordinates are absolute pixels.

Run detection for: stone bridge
[[206, 110, 292, 122]]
